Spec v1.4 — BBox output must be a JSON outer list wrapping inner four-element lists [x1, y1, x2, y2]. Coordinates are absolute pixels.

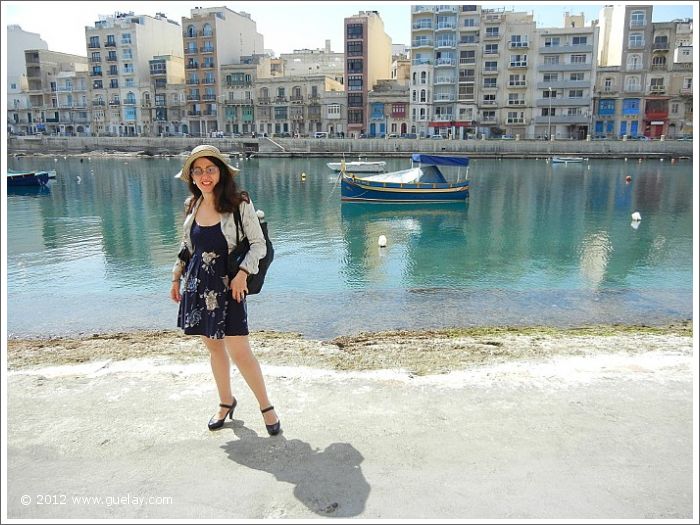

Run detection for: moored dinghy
[[340, 153, 469, 203]]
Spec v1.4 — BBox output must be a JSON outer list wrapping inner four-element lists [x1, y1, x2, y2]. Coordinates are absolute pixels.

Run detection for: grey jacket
[[172, 195, 267, 278]]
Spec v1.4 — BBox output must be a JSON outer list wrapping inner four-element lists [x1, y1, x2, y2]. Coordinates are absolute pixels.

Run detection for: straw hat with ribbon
[[176, 145, 240, 183]]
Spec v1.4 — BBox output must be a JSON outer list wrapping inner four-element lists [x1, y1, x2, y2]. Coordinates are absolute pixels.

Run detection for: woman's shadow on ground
[[221, 424, 370, 517]]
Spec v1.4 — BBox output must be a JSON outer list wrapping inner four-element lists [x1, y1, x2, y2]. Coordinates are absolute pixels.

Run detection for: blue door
[[606, 121, 614, 133], [595, 121, 603, 134], [369, 123, 376, 137], [619, 121, 627, 137], [630, 121, 639, 136]]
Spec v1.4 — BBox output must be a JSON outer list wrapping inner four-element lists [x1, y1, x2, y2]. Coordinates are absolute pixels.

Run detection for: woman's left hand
[[230, 271, 248, 303]]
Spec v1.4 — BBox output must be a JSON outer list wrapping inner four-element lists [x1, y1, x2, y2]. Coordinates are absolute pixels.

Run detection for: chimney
[[325, 39, 331, 53]]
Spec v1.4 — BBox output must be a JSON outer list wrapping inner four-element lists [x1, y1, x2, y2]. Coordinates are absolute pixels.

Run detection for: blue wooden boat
[[7, 169, 54, 187], [340, 153, 469, 202]]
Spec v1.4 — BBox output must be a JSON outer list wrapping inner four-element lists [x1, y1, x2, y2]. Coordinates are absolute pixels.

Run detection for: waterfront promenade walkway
[[6, 328, 695, 520]]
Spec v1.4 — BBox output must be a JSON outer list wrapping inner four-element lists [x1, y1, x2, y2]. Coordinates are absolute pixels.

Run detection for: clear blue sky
[[2, 2, 695, 57]]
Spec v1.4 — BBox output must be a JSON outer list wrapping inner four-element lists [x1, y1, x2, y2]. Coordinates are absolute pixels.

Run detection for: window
[[274, 106, 288, 120], [347, 59, 363, 73], [328, 104, 341, 117], [544, 55, 559, 65], [347, 41, 363, 56], [622, 98, 640, 114], [484, 43, 498, 55], [568, 89, 583, 98], [202, 23, 213, 36], [603, 78, 614, 91], [509, 74, 525, 87], [348, 93, 363, 107], [186, 25, 196, 37], [544, 37, 560, 47], [510, 35, 527, 47], [121, 33, 131, 44], [543, 73, 558, 83], [482, 110, 496, 120], [463, 18, 476, 27], [420, 71, 427, 84], [683, 77, 692, 90], [570, 54, 587, 64], [542, 107, 556, 116], [484, 61, 497, 72], [460, 50, 476, 64], [628, 33, 644, 48], [508, 93, 524, 105], [572, 36, 588, 45], [652, 56, 666, 68], [567, 107, 582, 116], [485, 27, 499, 37], [626, 54, 642, 71], [89, 36, 100, 48], [625, 76, 640, 92], [630, 10, 646, 27], [507, 111, 523, 123], [483, 78, 496, 88], [543, 89, 557, 98], [671, 103, 679, 114], [346, 23, 363, 39], [277, 87, 285, 98], [650, 78, 664, 92], [347, 76, 363, 92], [420, 89, 426, 102], [122, 49, 132, 60], [91, 52, 101, 62], [570, 72, 584, 81], [599, 99, 615, 114], [510, 54, 527, 67]]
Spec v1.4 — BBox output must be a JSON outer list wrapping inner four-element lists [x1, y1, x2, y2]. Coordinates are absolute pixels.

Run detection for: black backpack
[[227, 206, 274, 295]]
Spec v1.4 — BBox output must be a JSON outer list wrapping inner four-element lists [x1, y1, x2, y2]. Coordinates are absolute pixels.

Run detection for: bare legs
[[202, 335, 279, 426]]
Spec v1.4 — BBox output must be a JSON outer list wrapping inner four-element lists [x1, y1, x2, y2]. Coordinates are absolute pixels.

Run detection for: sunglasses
[[191, 165, 219, 177]]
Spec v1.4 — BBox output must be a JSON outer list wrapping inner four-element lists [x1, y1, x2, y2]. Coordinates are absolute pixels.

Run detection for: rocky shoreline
[[7, 322, 693, 375]]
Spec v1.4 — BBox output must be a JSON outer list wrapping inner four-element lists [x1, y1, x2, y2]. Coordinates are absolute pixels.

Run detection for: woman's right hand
[[170, 280, 181, 303]]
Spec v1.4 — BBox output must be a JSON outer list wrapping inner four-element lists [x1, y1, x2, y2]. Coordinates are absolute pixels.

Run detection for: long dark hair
[[185, 156, 243, 214]]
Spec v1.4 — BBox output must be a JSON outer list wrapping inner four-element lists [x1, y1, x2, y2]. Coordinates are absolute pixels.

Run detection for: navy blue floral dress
[[177, 222, 248, 338]]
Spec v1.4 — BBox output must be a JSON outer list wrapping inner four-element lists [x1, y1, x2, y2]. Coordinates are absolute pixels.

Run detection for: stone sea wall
[[8, 135, 693, 159]]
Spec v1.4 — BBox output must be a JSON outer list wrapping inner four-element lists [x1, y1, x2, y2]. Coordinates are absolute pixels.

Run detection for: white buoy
[[76, 176, 81, 183], [300, 172, 306, 181], [256, 209, 265, 219], [631, 211, 642, 221], [378, 235, 387, 247], [630, 221, 640, 230]]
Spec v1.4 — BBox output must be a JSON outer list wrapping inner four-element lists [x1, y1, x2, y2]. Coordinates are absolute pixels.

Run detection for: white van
[[314, 132, 328, 138]]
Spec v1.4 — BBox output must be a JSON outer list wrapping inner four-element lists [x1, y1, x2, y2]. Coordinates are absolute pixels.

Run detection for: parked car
[[676, 135, 693, 141], [387, 133, 399, 138], [500, 134, 515, 140], [314, 131, 328, 138], [430, 134, 445, 140], [400, 133, 418, 139]]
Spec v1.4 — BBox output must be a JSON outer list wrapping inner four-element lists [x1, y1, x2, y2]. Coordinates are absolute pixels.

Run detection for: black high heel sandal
[[261, 405, 281, 436], [208, 398, 237, 431]]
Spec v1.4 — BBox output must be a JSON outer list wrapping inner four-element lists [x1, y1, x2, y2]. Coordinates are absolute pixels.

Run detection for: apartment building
[[11, 49, 88, 136], [279, 41, 345, 84], [147, 55, 186, 136], [368, 80, 410, 136], [534, 13, 599, 140], [85, 11, 183, 136], [253, 74, 344, 137], [182, 6, 264, 136], [6, 25, 47, 96], [344, 10, 393, 137], [594, 5, 693, 138]]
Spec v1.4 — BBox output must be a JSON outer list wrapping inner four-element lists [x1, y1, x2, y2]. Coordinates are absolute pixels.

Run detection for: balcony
[[186, 79, 200, 85], [435, 58, 456, 66], [435, 76, 455, 85], [412, 6, 434, 14], [435, 22, 457, 31], [539, 43, 593, 54], [435, 40, 456, 49], [105, 41, 116, 47], [459, 75, 475, 83], [459, 38, 479, 46], [200, 46, 215, 53], [185, 48, 198, 55], [507, 100, 526, 106], [433, 114, 455, 122], [535, 96, 591, 107], [483, 32, 501, 40], [652, 42, 669, 51], [412, 39, 434, 48], [507, 118, 525, 124], [123, 99, 136, 106], [459, 58, 476, 65], [508, 82, 527, 89], [433, 94, 455, 102], [436, 5, 458, 13], [203, 110, 217, 116], [92, 100, 106, 106], [88, 43, 100, 49], [186, 63, 199, 69], [413, 59, 433, 66], [509, 61, 528, 69], [186, 95, 200, 101], [90, 71, 103, 77], [202, 94, 217, 101], [629, 20, 647, 28], [275, 96, 288, 102], [648, 86, 666, 95], [412, 21, 433, 30], [509, 41, 529, 49], [201, 62, 215, 70], [258, 97, 271, 104], [89, 57, 101, 63], [482, 83, 498, 90]]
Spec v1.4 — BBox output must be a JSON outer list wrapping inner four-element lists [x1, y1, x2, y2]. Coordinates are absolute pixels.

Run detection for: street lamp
[[547, 86, 552, 141]]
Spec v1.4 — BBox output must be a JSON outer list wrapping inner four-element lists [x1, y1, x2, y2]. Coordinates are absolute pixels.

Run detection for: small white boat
[[551, 156, 585, 164], [327, 159, 386, 173]]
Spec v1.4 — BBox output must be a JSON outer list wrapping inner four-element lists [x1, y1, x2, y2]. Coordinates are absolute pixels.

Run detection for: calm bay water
[[5, 154, 693, 339]]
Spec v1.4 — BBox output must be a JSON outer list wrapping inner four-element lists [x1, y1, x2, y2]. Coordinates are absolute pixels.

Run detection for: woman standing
[[170, 145, 280, 435]]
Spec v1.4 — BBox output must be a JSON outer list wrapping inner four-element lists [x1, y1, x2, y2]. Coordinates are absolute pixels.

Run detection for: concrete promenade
[[8, 135, 694, 159]]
